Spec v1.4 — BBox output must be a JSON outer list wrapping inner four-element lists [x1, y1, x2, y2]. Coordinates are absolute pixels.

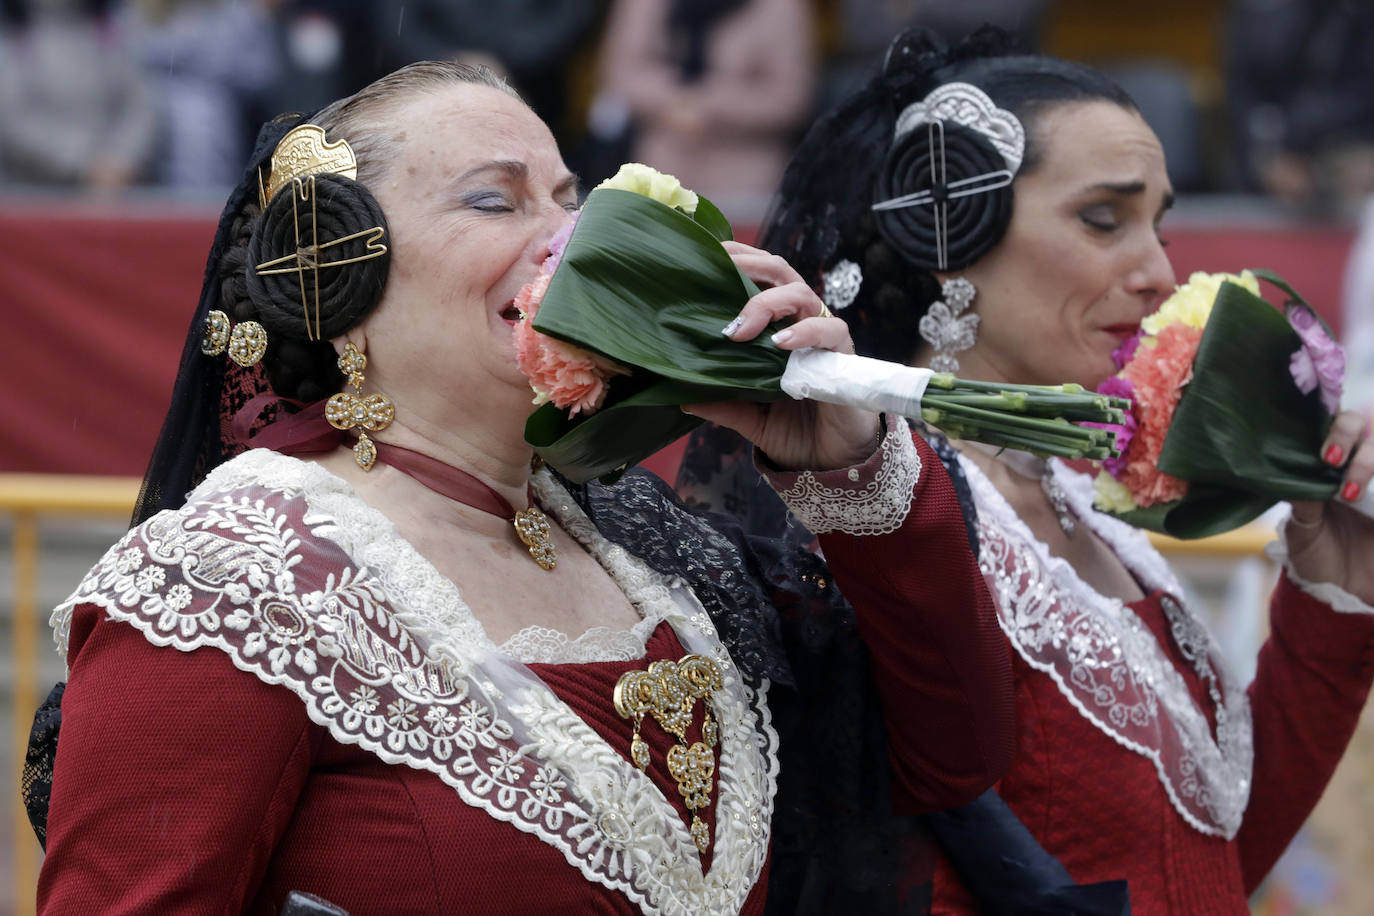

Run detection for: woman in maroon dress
[[33, 60, 1013, 914], [679, 27, 1374, 914]]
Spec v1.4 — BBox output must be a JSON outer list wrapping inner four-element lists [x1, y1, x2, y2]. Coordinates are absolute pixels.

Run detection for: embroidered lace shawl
[[51, 449, 778, 916], [960, 454, 1254, 839]]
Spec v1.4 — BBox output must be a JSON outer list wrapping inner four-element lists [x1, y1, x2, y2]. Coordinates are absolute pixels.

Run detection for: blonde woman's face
[[951, 101, 1176, 390]]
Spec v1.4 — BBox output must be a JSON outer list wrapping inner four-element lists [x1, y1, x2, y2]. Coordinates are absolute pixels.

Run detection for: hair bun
[[245, 172, 390, 342], [872, 121, 1013, 272]]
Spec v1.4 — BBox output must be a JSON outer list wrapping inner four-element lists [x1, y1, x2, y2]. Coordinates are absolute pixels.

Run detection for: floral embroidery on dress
[[51, 450, 777, 916], [770, 416, 921, 536], [961, 453, 1254, 839]]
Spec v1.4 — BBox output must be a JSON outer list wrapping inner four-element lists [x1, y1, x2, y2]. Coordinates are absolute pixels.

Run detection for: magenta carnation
[[1287, 304, 1345, 414], [1112, 330, 1145, 370], [1088, 376, 1138, 476]]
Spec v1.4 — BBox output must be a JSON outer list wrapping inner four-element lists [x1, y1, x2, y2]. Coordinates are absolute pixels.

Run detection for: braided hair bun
[[873, 120, 1014, 272], [243, 173, 391, 401]]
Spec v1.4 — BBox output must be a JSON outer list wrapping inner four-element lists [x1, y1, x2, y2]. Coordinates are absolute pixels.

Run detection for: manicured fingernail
[[721, 317, 743, 337], [771, 329, 794, 346], [1342, 481, 1362, 501], [1325, 443, 1345, 466]]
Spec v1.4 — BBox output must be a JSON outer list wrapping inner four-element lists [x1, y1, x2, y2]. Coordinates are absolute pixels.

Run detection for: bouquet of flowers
[[514, 163, 1131, 483], [1089, 269, 1371, 538]]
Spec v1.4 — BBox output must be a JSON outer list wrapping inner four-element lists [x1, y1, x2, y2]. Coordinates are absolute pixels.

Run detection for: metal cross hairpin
[[253, 175, 388, 340], [870, 120, 1014, 272]]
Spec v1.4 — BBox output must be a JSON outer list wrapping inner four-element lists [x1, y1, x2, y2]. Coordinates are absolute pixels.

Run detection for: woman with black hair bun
[[678, 26, 1374, 912]]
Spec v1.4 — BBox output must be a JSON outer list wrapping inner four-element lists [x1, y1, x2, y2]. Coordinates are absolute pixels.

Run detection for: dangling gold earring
[[325, 342, 394, 470]]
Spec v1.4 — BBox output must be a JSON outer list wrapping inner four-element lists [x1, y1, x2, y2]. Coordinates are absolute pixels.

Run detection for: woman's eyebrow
[[1085, 180, 1146, 196], [456, 160, 528, 184], [1082, 180, 1176, 214]]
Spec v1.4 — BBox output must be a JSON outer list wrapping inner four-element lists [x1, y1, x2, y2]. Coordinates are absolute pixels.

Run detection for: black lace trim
[[22, 681, 64, 849]]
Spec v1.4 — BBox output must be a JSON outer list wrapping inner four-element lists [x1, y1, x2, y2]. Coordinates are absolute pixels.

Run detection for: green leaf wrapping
[[523, 187, 1139, 483], [524, 188, 789, 482], [1108, 276, 1342, 538]]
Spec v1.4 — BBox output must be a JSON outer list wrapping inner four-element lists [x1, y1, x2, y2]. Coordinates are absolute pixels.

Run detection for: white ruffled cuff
[[760, 415, 921, 536], [1267, 514, 1374, 615]]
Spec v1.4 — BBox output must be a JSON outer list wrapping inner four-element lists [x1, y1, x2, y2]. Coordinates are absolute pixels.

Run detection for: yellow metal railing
[[3, 474, 139, 916], [1149, 524, 1278, 558], [0, 473, 1278, 915]]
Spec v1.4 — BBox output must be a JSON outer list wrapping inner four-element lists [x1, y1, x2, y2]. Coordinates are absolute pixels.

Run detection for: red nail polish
[[1342, 481, 1362, 502], [1325, 443, 1345, 466]]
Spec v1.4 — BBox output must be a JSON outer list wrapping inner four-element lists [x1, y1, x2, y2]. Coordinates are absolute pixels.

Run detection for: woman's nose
[[1126, 236, 1176, 303], [533, 207, 576, 262]]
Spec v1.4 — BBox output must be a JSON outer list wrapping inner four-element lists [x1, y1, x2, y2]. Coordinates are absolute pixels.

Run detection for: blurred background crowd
[[3, 2, 1374, 915], [3, 0, 1374, 216]]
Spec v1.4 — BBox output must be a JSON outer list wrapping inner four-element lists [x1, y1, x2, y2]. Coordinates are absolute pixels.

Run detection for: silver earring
[[919, 277, 978, 373]]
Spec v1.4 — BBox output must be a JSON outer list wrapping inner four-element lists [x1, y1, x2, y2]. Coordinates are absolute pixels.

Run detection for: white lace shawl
[[960, 454, 1254, 839], [50, 449, 778, 916]]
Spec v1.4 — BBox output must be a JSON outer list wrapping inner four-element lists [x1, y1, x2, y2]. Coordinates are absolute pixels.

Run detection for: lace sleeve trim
[[762, 416, 920, 536], [1268, 516, 1374, 615]]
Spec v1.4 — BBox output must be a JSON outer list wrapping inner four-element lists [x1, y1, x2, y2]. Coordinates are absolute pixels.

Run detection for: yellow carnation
[[595, 162, 698, 215], [1092, 470, 1139, 514], [1141, 270, 1260, 335]]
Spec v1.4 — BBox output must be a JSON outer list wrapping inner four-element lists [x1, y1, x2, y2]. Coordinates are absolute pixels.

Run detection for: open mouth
[[499, 300, 522, 324]]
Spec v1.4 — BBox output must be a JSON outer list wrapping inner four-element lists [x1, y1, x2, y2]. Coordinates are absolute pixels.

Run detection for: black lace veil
[[131, 112, 313, 526]]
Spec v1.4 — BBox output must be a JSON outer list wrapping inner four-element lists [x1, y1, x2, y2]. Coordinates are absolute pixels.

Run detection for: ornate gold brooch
[[614, 654, 723, 853]]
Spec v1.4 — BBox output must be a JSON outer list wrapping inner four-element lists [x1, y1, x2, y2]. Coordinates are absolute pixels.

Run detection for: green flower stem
[[929, 392, 1125, 424], [937, 424, 1115, 460], [923, 399, 1114, 445]]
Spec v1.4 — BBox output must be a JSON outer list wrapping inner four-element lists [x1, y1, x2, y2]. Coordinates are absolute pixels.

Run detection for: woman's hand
[[684, 241, 882, 471], [1286, 409, 1374, 604]]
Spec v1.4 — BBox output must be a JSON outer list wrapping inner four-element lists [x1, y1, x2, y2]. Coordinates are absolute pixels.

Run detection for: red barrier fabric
[[1, 203, 215, 475], [0, 203, 1354, 478]]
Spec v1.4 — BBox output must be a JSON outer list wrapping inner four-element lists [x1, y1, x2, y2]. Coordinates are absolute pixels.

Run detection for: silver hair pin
[[822, 259, 862, 311]]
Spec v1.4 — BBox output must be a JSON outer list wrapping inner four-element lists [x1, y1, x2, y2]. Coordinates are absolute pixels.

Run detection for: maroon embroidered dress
[[39, 422, 1012, 914], [929, 455, 1374, 914]]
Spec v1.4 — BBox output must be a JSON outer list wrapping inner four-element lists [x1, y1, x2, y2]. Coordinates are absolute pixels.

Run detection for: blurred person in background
[[0, 0, 156, 192], [255, 0, 386, 122], [814, 0, 1050, 121], [123, 0, 280, 193], [594, 0, 814, 225], [1226, 0, 1374, 213], [371, 0, 605, 155]]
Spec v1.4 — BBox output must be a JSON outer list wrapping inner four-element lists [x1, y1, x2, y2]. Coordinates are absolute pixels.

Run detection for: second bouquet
[[516, 164, 1128, 483]]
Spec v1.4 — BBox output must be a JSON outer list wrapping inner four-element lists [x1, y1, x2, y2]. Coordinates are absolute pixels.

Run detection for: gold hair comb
[[259, 124, 359, 208]]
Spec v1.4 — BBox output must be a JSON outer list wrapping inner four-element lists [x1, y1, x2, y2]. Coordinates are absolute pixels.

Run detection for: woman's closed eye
[[1079, 205, 1119, 233], [466, 191, 515, 212]]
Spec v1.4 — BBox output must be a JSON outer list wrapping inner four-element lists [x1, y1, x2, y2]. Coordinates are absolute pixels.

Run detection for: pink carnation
[[1287, 303, 1344, 414], [1116, 323, 1202, 507], [512, 272, 627, 416]]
